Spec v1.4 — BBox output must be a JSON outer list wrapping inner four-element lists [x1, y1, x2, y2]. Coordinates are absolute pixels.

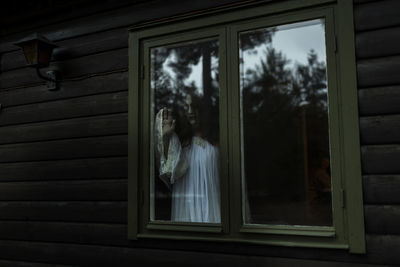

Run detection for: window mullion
[[217, 28, 230, 234], [227, 24, 244, 236]]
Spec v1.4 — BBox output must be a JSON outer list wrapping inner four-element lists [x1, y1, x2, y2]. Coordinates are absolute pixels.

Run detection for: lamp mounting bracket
[[36, 68, 59, 91]]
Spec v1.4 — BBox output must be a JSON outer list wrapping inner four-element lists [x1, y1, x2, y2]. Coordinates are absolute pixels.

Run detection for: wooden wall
[[0, 0, 399, 266]]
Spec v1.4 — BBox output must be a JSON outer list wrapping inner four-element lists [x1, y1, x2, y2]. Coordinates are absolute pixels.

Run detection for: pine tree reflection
[[240, 26, 331, 226], [151, 23, 331, 225], [151, 32, 274, 220]]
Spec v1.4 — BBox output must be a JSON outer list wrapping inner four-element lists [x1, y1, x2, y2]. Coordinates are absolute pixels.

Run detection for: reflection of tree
[[152, 28, 329, 223], [152, 32, 274, 220], [240, 30, 273, 52], [152, 41, 218, 114], [152, 30, 274, 113], [293, 50, 329, 171], [152, 47, 195, 113], [293, 49, 328, 111], [242, 47, 302, 200], [242, 47, 293, 113], [241, 45, 328, 207]]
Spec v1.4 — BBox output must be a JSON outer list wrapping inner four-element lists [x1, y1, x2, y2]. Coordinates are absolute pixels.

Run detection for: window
[[128, 0, 365, 253]]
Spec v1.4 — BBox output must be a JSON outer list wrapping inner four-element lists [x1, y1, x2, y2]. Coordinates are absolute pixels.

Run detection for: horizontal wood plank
[[0, 259, 75, 267], [0, 135, 127, 163], [0, 48, 127, 89], [364, 234, 400, 265], [1, 51, 28, 73], [2, 28, 128, 72], [0, 91, 128, 127], [353, 0, 379, 3], [0, 0, 240, 53], [0, 113, 127, 145], [0, 239, 391, 267], [358, 86, 400, 116], [0, 157, 127, 182], [0, 70, 128, 107], [359, 115, 400, 145], [0, 201, 126, 223], [1, 0, 145, 38], [357, 56, 400, 88], [0, 179, 126, 201], [354, 0, 400, 31], [361, 145, 400, 174], [0, 222, 128, 247], [356, 26, 400, 59], [365, 205, 400, 235], [363, 175, 400, 204]]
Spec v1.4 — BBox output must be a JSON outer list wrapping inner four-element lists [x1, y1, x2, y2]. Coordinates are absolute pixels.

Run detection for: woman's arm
[[155, 108, 187, 187], [161, 108, 175, 159]]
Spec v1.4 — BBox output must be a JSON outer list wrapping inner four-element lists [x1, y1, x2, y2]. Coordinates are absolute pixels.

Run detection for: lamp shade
[[14, 34, 58, 68]]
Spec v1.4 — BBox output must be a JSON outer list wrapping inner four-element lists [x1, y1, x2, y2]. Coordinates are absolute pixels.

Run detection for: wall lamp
[[14, 33, 60, 90]]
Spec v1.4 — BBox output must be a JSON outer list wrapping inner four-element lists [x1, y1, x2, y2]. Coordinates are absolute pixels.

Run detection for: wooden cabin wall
[[0, 0, 399, 266]]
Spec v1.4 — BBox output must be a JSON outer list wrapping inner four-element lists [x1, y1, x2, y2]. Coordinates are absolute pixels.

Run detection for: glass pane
[[240, 19, 332, 226], [150, 39, 221, 223]]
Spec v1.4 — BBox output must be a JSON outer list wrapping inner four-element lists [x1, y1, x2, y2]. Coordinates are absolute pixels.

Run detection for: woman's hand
[[162, 108, 175, 137]]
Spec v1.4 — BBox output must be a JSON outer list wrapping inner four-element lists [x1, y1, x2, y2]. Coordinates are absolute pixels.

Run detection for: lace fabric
[[155, 109, 188, 186]]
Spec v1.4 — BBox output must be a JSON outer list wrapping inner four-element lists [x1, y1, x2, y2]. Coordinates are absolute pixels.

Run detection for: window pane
[[240, 19, 332, 226], [150, 39, 221, 223]]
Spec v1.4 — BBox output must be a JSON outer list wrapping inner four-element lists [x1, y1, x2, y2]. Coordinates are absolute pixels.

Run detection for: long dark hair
[[173, 93, 219, 147]]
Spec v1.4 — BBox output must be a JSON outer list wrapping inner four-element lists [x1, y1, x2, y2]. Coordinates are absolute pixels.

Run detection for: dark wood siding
[[355, 0, 400, 265], [0, 0, 399, 266]]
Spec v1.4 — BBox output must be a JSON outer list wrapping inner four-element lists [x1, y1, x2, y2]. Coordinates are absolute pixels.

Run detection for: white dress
[[171, 136, 221, 223], [155, 109, 220, 223]]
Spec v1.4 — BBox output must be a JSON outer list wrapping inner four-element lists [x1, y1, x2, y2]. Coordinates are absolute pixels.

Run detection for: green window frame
[[128, 0, 365, 253]]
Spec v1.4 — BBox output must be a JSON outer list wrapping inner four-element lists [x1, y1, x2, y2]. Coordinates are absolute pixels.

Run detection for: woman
[[155, 93, 220, 223]]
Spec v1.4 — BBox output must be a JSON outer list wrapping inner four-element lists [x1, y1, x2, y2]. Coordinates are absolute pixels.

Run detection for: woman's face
[[184, 94, 198, 126]]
